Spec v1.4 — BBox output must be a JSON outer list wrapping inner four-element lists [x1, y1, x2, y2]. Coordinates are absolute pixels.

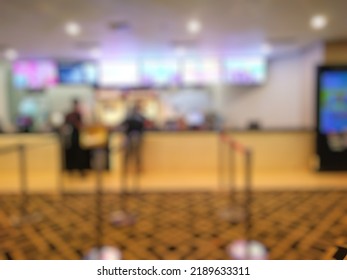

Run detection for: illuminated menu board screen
[[224, 57, 267, 85], [58, 61, 98, 85], [13, 60, 57, 90], [141, 59, 180, 86], [182, 58, 220, 85], [99, 61, 139, 87]]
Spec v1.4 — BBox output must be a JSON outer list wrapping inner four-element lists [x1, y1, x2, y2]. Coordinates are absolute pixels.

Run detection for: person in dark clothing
[[16, 115, 34, 133], [121, 102, 146, 175], [63, 99, 87, 176]]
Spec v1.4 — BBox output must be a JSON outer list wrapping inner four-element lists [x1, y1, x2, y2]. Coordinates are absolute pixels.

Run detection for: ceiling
[[0, 0, 346, 60]]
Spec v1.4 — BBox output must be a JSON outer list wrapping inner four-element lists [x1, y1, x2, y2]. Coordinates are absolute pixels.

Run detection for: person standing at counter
[[63, 99, 87, 176], [121, 102, 146, 176]]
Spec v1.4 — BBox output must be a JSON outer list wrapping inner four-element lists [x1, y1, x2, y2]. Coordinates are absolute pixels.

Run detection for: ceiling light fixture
[[65, 21, 81, 36], [310, 15, 328, 30], [187, 19, 201, 34]]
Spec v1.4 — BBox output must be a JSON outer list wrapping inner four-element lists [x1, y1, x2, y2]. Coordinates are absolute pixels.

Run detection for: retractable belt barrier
[[218, 131, 250, 223], [218, 130, 268, 260], [108, 142, 139, 228], [84, 148, 122, 260], [0, 141, 58, 227], [84, 139, 141, 260], [1, 132, 263, 259]]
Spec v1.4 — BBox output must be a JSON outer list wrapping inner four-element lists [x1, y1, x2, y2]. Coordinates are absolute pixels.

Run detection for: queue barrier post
[[109, 141, 137, 228], [10, 144, 43, 227], [84, 148, 122, 260], [18, 144, 28, 217], [58, 133, 66, 197], [218, 133, 268, 260], [218, 135, 245, 223], [218, 131, 225, 190]]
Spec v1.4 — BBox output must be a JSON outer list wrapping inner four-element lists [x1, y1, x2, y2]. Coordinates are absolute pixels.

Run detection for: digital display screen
[[58, 61, 98, 85], [13, 60, 57, 90], [182, 58, 220, 85], [319, 70, 347, 134], [141, 59, 180, 86], [224, 57, 266, 85], [100, 61, 139, 87]]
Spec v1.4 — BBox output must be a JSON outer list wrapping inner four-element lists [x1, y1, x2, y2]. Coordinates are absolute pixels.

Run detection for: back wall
[[218, 43, 324, 129]]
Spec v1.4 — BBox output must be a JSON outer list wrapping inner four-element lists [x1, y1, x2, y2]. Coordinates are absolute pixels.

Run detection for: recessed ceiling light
[[310, 15, 328, 30], [65, 21, 81, 36], [187, 19, 201, 34], [4, 48, 18, 60], [89, 48, 102, 59]]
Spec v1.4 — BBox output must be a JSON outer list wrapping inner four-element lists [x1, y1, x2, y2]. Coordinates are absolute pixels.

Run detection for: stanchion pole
[[218, 132, 224, 190], [226, 147, 267, 260], [11, 144, 42, 227], [244, 149, 252, 259], [219, 138, 245, 223], [229, 144, 236, 206], [120, 147, 127, 212], [109, 143, 136, 227], [134, 151, 141, 195], [95, 149, 103, 250], [84, 148, 121, 260], [59, 134, 65, 196], [18, 144, 28, 217]]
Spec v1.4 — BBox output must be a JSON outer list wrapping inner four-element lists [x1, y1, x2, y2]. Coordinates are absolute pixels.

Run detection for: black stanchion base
[[219, 206, 245, 223], [84, 246, 122, 260], [110, 211, 137, 227], [226, 240, 268, 260], [11, 212, 43, 227]]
